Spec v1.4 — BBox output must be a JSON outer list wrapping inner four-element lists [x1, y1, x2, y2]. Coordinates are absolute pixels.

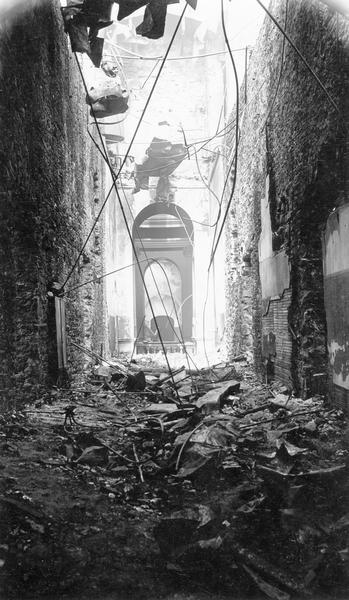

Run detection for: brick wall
[[225, 0, 349, 394], [0, 0, 106, 407], [262, 290, 293, 385]]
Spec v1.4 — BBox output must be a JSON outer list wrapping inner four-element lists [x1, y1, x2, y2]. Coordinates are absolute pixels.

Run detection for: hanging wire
[[187, 118, 237, 151], [215, 104, 224, 135], [148, 259, 197, 385], [197, 146, 228, 159], [90, 118, 127, 126], [129, 315, 145, 364], [173, 203, 217, 230], [170, 143, 223, 230], [104, 39, 249, 61], [201, 269, 220, 378], [140, 58, 161, 89], [70, 341, 116, 368], [193, 148, 222, 211], [65, 258, 154, 294]]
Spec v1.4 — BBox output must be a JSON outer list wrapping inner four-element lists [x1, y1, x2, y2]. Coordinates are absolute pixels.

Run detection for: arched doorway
[[132, 203, 193, 351]]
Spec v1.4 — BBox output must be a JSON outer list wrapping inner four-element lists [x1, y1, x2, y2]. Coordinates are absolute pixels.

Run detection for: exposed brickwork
[[0, 0, 106, 407], [262, 290, 293, 385], [225, 0, 349, 394]]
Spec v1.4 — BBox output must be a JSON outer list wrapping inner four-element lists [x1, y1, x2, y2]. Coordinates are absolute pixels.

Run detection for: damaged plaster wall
[[323, 204, 349, 407], [225, 0, 349, 395], [0, 0, 106, 407]]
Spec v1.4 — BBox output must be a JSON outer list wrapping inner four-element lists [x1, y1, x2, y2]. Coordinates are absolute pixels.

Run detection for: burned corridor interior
[[1, 1, 349, 599]]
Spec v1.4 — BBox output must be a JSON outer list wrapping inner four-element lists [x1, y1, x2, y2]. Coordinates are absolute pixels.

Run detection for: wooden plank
[[55, 297, 67, 370]]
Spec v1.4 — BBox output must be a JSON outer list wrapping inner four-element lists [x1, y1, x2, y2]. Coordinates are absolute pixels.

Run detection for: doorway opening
[[132, 203, 194, 353]]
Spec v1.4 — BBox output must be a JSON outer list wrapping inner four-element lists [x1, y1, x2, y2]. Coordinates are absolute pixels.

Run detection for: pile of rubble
[[1, 357, 348, 599]]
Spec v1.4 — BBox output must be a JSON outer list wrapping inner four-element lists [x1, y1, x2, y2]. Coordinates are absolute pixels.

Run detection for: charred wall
[[0, 0, 106, 407], [225, 0, 349, 394]]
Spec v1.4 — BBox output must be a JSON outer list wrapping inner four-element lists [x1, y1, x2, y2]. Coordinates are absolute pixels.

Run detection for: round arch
[[132, 202, 194, 241]]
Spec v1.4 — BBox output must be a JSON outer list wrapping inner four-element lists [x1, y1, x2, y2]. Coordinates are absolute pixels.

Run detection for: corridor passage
[[0, 1, 349, 599]]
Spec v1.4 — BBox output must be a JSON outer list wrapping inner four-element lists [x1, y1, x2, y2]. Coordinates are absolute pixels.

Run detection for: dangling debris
[[133, 137, 187, 194], [62, 0, 114, 65], [84, 56, 130, 117], [116, 0, 198, 39]]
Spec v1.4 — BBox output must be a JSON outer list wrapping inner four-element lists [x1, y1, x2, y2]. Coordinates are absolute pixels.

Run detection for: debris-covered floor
[[1, 357, 348, 600]]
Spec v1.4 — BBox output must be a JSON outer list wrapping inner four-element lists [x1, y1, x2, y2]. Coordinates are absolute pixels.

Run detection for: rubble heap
[[0, 357, 348, 599]]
